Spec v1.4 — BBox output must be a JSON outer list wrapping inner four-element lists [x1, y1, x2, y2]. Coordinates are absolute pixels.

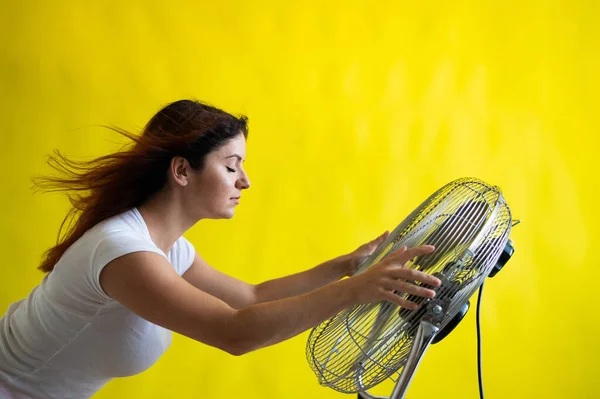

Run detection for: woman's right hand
[[347, 244, 441, 309]]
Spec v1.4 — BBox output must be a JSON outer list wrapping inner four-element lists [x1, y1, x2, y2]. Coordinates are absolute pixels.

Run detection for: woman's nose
[[236, 172, 250, 190]]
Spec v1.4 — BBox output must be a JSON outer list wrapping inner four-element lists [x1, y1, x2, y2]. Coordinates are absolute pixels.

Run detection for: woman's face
[[179, 133, 250, 220]]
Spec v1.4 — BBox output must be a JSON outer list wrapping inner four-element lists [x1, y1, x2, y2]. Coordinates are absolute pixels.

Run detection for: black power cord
[[476, 282, 485, 399]]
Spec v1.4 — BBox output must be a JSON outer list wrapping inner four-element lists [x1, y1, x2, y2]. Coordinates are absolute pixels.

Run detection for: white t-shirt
[[0, 207, 196, 399]]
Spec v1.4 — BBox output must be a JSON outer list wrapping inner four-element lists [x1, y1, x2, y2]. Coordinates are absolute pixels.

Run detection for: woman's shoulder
[[57, 208, 153, 266], [93, 207, 146, 234], [76, 208, 146, 245], [169, 235, 196, 276]]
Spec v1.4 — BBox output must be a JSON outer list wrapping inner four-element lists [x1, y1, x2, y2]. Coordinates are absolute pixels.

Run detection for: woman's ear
[[170, 156, 189, 187]]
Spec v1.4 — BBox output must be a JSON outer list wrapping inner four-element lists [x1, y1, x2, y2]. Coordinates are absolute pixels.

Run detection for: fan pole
[[389, 319, 439, 399], [357, 391, 389, 399], [356, 318, 440, 399]]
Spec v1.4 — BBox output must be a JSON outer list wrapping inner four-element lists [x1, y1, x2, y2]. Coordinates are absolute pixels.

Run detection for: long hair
[[33, 99, 249, 273]]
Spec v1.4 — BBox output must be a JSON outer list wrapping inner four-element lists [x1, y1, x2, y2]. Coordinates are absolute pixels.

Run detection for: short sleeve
[[171, 236, 196, 276], [89, 231, 166, 300]]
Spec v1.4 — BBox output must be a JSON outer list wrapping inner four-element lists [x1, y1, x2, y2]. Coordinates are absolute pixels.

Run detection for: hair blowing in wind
[[32, 99, 249, 272]]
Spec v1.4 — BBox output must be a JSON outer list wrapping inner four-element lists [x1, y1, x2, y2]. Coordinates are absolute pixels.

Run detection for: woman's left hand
[[337, 230, 390, 277]]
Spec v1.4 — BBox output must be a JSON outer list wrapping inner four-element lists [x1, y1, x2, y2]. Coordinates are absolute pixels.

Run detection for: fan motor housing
[[488, 239, 514, 278]]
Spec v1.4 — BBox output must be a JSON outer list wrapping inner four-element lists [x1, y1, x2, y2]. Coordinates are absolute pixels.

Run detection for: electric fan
[[306, 177, 518, 399]]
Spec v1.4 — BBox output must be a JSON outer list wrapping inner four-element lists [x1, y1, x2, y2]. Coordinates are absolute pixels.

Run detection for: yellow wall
[[1, 1, 597, 398]]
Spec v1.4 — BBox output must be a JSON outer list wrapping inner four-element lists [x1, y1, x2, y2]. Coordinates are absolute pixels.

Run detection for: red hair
[[33, 99, 248, 272]]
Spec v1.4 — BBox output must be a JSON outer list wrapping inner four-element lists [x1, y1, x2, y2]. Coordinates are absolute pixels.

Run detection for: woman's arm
[[182, 231, 389, 308], [253, 257, 349, 303], [182, 252, 347, 309], [101, 245, 439, 356]]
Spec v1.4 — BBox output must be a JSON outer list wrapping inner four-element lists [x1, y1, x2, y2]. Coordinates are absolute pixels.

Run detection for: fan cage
[[306, 177, 512, 393]]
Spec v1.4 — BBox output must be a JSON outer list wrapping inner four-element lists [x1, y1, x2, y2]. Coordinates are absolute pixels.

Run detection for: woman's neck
[[137, 189, 197, 255]]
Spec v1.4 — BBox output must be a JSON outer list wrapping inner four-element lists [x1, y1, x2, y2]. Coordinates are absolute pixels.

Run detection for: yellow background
[[1, 1, 598, 398]]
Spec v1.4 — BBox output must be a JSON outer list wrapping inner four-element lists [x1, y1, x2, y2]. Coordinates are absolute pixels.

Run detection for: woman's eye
[[226, 167, 236, 173]]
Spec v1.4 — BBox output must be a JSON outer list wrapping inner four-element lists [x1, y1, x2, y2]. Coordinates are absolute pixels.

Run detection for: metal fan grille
[[306, 177, 512, 393]]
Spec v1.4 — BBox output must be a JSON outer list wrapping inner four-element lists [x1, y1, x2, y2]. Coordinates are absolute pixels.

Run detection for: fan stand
[[357, 318, 439, 399], [355, 238, 516, 399], [356, 297, 474, 399]]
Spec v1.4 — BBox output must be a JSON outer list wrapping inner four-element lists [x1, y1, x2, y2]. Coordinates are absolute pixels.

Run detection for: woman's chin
[[202, 204, 236, 220], [216, 209, 235, 219]]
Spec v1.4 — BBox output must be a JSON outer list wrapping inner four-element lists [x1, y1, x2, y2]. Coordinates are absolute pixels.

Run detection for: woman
[[0, 99, 441, 399]]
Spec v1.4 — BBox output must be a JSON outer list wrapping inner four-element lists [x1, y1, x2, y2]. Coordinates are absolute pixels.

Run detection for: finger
[[389, 245, 435, 264], [376, 230, 390, 242], [389, 279, 437, 298], [392, 267, 442, 286], [380, 278, 437, 298], [381, 291, 420, 310], [387, 245, 408, 257], [356, 231, 388, 253], [366, 230, 389, 247]]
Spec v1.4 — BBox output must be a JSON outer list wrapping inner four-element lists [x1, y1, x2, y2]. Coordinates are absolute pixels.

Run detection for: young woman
[[0, 99, 441, 399]]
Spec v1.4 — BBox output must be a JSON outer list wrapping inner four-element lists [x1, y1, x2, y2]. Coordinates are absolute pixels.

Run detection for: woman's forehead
[[218, 135, 246, 159]]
